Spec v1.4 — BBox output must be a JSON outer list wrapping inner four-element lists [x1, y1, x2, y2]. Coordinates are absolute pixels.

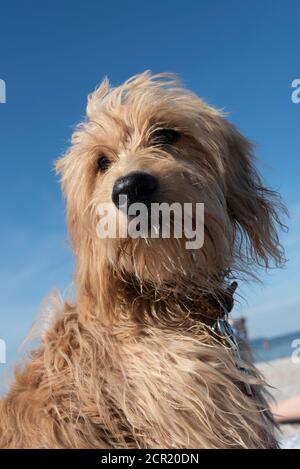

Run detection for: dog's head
[[56, 72, 285, 295]]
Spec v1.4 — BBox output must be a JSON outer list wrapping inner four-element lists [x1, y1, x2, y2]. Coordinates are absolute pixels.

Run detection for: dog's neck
[[76, 264, 236, 331]]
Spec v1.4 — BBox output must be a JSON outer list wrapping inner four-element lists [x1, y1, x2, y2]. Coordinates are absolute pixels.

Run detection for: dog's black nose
[[112, 171, 158, 209]]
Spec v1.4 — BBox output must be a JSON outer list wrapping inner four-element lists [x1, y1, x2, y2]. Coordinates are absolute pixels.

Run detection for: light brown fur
[[0, 72, 286, 448]]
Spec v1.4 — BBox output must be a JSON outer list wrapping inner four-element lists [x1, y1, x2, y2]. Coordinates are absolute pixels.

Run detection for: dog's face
[[56, 72, 284, 291]]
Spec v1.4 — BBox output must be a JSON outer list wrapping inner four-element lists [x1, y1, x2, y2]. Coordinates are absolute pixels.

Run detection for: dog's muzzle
[[112, 171, 158, 212]]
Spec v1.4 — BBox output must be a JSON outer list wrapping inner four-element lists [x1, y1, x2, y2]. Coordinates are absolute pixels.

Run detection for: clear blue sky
[[0, 0, 299, 373]]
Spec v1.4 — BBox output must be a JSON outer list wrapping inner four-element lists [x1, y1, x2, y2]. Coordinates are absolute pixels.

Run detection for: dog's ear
[[55, 148, 81, 252], [55, 79, 112, 250], [223, 122, 286, 269]]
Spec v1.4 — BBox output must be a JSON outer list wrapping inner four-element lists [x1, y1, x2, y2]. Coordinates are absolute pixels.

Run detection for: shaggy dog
[[0, 72, 285, 448]]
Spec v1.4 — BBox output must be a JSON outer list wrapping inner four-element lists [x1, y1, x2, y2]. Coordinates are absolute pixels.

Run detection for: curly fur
[[0, 72, 286, 448]]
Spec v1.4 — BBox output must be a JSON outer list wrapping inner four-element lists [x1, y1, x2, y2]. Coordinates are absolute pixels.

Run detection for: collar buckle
[[212, 283, 253, 397]]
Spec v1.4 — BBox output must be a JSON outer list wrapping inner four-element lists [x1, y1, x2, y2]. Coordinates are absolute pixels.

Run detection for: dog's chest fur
[[0, 303, 277, 449]]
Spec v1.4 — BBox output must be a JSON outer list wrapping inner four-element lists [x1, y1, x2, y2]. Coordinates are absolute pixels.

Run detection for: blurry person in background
[[229, 317, 253, 363], [272, 395, 300, 423]]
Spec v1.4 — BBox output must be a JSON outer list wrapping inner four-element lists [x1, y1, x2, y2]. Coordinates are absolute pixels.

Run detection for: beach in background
[[254, 331, 300, 447], [251, 330, 300, 363], [258, 357, 300, 447]]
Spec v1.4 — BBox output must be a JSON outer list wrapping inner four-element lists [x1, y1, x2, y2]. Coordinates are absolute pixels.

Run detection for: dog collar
[[211, 282, 252, 396]]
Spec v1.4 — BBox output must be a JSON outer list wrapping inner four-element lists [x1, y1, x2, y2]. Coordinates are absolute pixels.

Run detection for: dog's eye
[[152, 129, 179, 146], [97, 155, 111, 172]]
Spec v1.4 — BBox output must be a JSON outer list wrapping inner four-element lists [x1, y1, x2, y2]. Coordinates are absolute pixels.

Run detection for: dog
[[0, 72, 286, 448]]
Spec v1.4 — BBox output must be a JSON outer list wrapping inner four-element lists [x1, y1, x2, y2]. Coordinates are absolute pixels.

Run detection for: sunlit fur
[[0, 72, 286, 448]]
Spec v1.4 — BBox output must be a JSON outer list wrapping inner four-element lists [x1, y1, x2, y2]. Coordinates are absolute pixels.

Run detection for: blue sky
[[0, 0, 299, 374]]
